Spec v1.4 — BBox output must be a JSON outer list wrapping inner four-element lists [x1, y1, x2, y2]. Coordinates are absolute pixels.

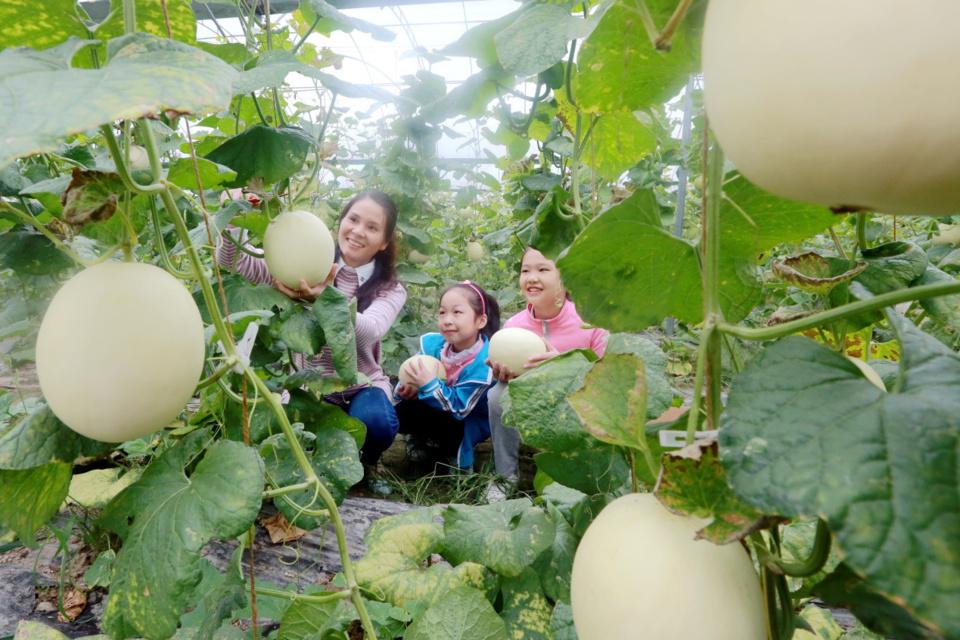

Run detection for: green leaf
[[354, 507, 495, 609], [501, 351, 593, 452], [568, 352, 647, 449], [856, 242, 931, 294], [441, 10, 523, 68], [67, 468, 141, 508], [499, 568, 553, 639], [550, 601, 577, 640], [275, 597, 354, 640], [95, 0, 197, 46], [404, 587, 509, 640], [573, 0, 705, 113], [913, 267, 960, 331], [0, 0, 88, 51], [0, 463, 72, 547], [396, 263, 434, 286], [559, 189, 703, 329], [100, 435, 264, 640], [196, 547, 247, 640], [772, 252, 868, 296], [590, 109, 658, 179], [204, 125, 316, 188], [720, 314, 960, 638], [305, 0, 396, 42], [797, 602, 844, 640], [84, 549, 117, 588], [494, 4, 584, 78], [0, 404, 113, 469], [259, 425, 362, 530], [312, 285, 358, 385], [0, 228, 74, 275], [194, 274, 293, 324], [442, 499, 555, 577], [166, 157, 237, 192], [718, 174, 840, 322], [0, 33, 237, 170], [605, 333, 674, 420], [655, 440, 767, 544], [534, 441, 630, 495], [814, 565, 941, 640], [278, 308, 323, 355], [529, 502, 577, 603], [10, 621, 73, 640]]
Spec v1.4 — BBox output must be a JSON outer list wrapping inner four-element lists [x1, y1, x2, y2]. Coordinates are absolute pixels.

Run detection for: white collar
[[337, 257, 376, 285]]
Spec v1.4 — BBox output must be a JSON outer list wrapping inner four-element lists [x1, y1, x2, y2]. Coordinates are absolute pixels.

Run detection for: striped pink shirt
[[215, 230, 406, 398]]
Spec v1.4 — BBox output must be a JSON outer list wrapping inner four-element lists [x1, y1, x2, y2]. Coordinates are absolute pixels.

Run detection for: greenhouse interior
[[0, 1, 957, 639]]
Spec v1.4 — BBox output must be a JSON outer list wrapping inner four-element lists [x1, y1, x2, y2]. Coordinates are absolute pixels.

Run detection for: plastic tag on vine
[[216, 321, 258, 374], [658, 429, 718, 449]]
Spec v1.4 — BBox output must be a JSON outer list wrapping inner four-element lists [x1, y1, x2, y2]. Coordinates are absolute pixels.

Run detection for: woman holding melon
[[216, 190, 405, 494], [393, 281, 501, 472], [485, 247, 608, 501]]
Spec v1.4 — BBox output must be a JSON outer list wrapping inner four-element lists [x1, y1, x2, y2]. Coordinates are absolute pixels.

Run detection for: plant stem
[[149, 198, 195, 279], [856, 211, 869, 254], [291, 15, 322, 55], [195, 359, 237, 390], [718, 279, 960, 341], [685, 323, 711, 445], [262, 481, 314, 499], [655, 0, 694, 50], [631, 0, 662, 48], [702, 138, 725, 427], [828, 226, 848, 260], [0, 202, 97, 266], [255, 587, 353, 604]]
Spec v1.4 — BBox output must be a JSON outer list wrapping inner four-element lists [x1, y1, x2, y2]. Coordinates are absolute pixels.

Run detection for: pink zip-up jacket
[[504, 300, 608, 358], [215, 231, 406, 398]]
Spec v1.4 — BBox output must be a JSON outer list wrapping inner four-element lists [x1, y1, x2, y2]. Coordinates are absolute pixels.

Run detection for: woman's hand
[[396, 384, 418, 401], [274, 265, 338, 302], [402, 358, 442, 389]]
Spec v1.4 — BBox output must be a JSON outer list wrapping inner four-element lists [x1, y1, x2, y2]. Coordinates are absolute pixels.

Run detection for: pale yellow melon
[[571, 493, 766, 640], [36, 262, 206, 443], [263, 209, 336, 289], [488, 327, 547, 375], [703, 0, 960, 216]]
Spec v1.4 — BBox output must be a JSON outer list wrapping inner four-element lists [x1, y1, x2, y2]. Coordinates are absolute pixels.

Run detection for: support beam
[[78, 0, 462, 22]]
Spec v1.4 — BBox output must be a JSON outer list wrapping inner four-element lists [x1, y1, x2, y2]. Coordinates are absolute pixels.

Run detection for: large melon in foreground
[[703, 0, 960, 216], [37, 262, 206, 442], [571, 493, 766, 640], [263, 209, 336, 289]]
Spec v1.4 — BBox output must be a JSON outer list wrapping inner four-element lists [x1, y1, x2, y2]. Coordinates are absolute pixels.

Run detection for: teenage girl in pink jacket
[[485, 248, 608, 500]]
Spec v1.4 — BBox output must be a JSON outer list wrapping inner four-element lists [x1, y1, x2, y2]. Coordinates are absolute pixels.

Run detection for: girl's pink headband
[[460, 280, 486, 315]]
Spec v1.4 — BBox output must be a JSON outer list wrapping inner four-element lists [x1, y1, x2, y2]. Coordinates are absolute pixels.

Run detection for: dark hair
[[521, 246, 572, 301], [334, 191, 401, 312], [441, 281, 501, 340]]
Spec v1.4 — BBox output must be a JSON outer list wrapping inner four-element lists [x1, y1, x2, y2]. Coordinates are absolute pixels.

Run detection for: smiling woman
[[215, 191, 406, 493]]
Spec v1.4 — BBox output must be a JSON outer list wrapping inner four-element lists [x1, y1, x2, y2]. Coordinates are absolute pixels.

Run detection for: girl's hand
[[274, 265, 338, 302], [487, 359, 518, 382], [403, 358, 442, 389], [396, 384, 418, 401], [524, 339, 560, 369]]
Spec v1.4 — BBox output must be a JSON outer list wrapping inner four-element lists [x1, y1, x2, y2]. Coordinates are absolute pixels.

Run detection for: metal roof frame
[[78, 0, 463, 22]]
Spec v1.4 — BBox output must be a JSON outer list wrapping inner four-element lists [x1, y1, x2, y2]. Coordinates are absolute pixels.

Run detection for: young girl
[[216, 191, 406, 494], [486, 247, 608, 500], [394, 281, 501, 472]]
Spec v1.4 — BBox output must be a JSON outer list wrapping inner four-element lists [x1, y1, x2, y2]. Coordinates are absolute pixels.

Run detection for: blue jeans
[[346, 387, 399, 465]]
